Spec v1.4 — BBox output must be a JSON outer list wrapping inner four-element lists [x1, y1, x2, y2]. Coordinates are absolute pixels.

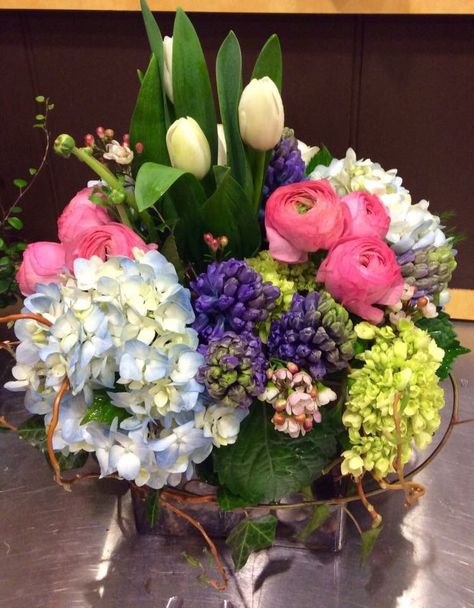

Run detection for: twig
[[161, 488, 217, 504], [0, 416, 17, 432], [46, 378, 70, 489], [160, 496, 228, 591], [343, 506, 363, 537], [356, 477, 382, 526], [0, 313, 52, 327]]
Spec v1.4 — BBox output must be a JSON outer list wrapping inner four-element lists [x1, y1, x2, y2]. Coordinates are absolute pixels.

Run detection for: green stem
[[252, 151, 266, 215]]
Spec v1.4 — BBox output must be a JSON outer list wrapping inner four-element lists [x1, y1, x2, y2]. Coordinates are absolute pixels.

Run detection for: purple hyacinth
[[197, 331, 267, 408], [190, 258, 280, 346], [263, 129, 306, 200], [267, 291, 356, 380]]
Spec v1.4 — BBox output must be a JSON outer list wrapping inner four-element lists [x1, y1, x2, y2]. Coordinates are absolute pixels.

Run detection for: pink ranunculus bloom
[[265, 180, 349, 263], [64, 222, 156, 271], [342, 191, 390, 239], [57, 187, 113, 245], [16, 242, 66, 296], [317, 236, 404, 324]]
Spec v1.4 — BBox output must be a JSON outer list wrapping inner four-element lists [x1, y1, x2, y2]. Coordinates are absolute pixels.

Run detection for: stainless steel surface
[[1, 323, 473, 608]]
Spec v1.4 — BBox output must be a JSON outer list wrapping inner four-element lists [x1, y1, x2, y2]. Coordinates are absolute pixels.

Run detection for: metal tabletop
[[1, 323, 473, 608]]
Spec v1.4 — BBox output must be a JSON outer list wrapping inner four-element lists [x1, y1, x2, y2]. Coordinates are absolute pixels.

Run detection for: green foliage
[[226, 514, 277, 570], [360, 525, 383, 564], [213, 403, 339, 504], [130, 54, 170, 176], [216, 32, 253, 199], [296, 504, 331, 541], [416, 312, 470, 379], [54, 450, 88, 472], [305, 144, 333, 175], [81, 391, 131, 426], [13, 178, 27, 189], [217, 487, 256, 511], [145, 489, 160, 527], [251, 34, 282, 91], [172, 8, 217, 165]]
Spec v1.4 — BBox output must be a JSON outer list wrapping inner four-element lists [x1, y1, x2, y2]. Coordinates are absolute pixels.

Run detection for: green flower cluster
[[246, 251, 317, 339], [341, 319, 445, 480]]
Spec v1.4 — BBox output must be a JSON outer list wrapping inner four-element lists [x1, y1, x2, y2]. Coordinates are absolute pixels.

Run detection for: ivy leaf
[[226, 514, 277, 570], [217, 487, 256, 512], [81, 391, 130, 425], [360, 525, 383, 564], [296, 504, 332, 541], [416, 312, 470, 379], [213, 403, 338, 504], [53, 450, 88, 472], [17, 415, 46, 450], [305, 144, 333, 175]]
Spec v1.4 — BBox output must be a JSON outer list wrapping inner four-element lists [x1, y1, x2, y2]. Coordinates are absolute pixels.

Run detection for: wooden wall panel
[[357, 16, 474, 288]]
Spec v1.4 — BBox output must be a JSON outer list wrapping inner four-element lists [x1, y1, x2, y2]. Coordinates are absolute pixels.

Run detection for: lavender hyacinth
[[263, 129, 306, 200], [198, 332, 267, 408], [268, 291, 356, 380], [191, 258, 280, 346]]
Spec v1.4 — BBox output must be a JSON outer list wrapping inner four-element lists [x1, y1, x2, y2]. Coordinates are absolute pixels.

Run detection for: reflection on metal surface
[[0, 323, 473, 607]]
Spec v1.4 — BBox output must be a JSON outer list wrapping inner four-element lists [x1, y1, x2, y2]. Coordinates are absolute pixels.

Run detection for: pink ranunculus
[[16, 242, 66, 296], [342, 191, 390, 239], [57, 187, 113, 245], [265, 180, 349, 263], [64, 222, 156, 271], [317, 236, 404, 324]]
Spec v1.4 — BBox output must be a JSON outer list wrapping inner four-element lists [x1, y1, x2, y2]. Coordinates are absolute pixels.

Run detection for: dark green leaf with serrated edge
[[216, 32, 253, 199], [416, 312, 470, 379], [81, 391, 130, 426], [226, 514, 277, 570], [297, 504, 331, 541], [305, 144, 333, 175], [145, 489, 160, 527], [17, 415, 46, 450], [53, 450, 88, 472], [217, 487, 257, 512], [214, 403, 338, 504], [251, 34, 282, 91], [130, 54, 169, 176], [360, 525, 383, 564], [172, 8, 217, 164]]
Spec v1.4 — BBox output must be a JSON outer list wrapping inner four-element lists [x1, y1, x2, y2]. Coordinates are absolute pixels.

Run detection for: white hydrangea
[[5, 250, 222, 489], [310, 148, 446, 252], [195, 404, 248, 447]]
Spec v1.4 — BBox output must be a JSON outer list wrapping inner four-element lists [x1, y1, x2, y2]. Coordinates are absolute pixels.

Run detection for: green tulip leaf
[[172, 8, 217, 164], [251, 34, 282, 91]]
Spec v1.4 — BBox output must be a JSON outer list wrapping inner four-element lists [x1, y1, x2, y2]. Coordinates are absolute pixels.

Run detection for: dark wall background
[[0, 10, 473, 286]]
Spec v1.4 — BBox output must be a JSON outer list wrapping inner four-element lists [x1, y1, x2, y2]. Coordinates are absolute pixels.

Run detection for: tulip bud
[[163, 35, 174, 103], [166, 117, 211, 180], [238, 76, 284, 151]]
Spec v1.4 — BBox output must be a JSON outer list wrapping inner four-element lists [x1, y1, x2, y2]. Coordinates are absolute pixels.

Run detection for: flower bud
[[96, 126, 105, 138], [238, 76, 284, 151], [166, 117, 211, 180], [104, 128, 115, 139], [123, 133, 130, 145], [54, 134, 76, 158], [84, 133, 95, 147], [163, 35, 174, 103], [272, 412, 286, 426], [135, 142, 144, 154], [286, 362, 299, 374]]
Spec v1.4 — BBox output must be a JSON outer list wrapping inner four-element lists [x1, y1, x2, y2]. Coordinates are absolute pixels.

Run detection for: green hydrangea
[[341, 319, 445, 480], [246, 251, 317, 340]]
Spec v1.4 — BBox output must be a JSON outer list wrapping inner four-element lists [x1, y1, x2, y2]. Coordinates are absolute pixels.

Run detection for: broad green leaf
[[416, 311, 470, 379], [13, 178, 27, 189], [8, 217, 23, 230], [226, 514, 277, 570], [360, 525, 383, 564], [216, 31, 253, 199], [305, 144, 333, 175], [214, 403, 338, 504], [0, 278, 11, 293], [130, 54, 169, 176], [160, 234, 185, 280], [172, 8, 217, 164], [251, 34, 282, 91], [135, 162, 205, 212], [18, 415, 46, 450], [81, 391, 130, 426], [140, 0, 171, 128], [201, 166, 260, 259], [297, 504, 331, 541], [217, 487, 256, 512], [54, 450, 88, 472], [145, 488, 160, 527]]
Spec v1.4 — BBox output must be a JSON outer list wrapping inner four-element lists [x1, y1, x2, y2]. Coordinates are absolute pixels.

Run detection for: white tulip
[[163, 35, 174, 103], [238, 76, 284, 151], [217, 123, 227, 165], [166, 117, 211, 180]]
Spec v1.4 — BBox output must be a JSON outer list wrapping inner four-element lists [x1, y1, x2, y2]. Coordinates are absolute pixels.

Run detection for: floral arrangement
[[1, 0, 469, 587]]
